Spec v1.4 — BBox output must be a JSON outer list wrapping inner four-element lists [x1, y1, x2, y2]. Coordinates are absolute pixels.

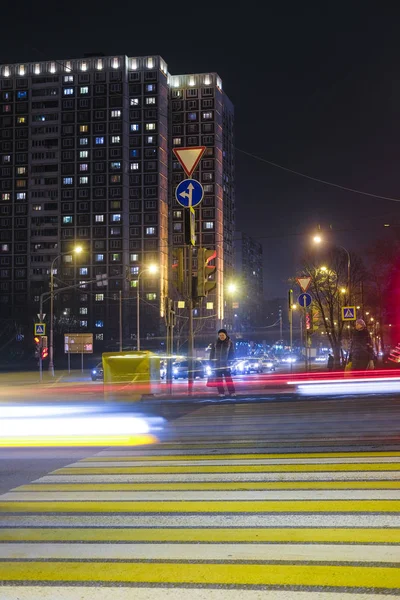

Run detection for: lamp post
[[136, 264, 158, 351], [313, 236, 351, 304], [49, 246, 83, 375]]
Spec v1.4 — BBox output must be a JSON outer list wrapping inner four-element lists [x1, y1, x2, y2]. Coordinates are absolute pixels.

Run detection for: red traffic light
[[41, 348, 49, 359]]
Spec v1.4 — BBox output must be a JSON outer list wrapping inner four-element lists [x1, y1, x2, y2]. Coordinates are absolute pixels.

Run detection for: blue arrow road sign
[[298, 292, 312, 308], [175, 179, 204, 208]]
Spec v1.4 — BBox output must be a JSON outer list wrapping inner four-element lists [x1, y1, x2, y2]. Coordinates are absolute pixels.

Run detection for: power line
[[236, 148, 400, 203]]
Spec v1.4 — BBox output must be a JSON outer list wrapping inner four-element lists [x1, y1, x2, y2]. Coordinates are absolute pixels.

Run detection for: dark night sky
[[2, 3, 400, 297]]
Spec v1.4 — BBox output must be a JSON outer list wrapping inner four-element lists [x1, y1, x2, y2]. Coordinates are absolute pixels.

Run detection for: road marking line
[[3, 490, 400, 501], [1, 561, 400, 588], [1, 527, 399, 544], [1, 500, 399, 513], [0, 542, 398, 562], [15, 481, 400, 491], [82, 451, 400, 461], [51, 463, 400, 475]]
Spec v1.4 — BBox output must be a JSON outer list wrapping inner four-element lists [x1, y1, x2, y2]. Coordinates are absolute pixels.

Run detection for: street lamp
[[49, 246, 83, 375], [227, 282, 237, 294], [136, 264, 158, 351], [313, 235, 351, 303]]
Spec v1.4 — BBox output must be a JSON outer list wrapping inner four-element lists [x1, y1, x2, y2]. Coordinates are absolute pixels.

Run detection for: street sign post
[[297, 292, 312, 308], [342, 306, 357, 321], [175, 179, 204, 208], [173, 146, 206, 177], [64, 333, 93, 373], [296, 277, 312, 292], [34, 323, 46, 336]]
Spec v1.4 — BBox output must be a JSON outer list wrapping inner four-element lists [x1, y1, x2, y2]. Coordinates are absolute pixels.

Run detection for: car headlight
[[253, 363, 259, 368], [206, 366, 212, 375], [92, 370, 97, 374], [173, 368, 178, 374], [266, 362, 273, 368], [238, 362, 244, 371]]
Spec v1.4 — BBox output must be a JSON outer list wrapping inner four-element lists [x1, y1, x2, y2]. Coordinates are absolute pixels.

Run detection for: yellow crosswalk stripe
[[15, 480, 400, 491], [52, 463, 400, 474], [1, 500, 399, 513], [1, 527, 399, 544], [1, 561, 400, 588]]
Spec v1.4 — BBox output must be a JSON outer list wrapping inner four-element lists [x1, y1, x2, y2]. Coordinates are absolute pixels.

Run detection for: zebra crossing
[[0, 443, 400, 597]]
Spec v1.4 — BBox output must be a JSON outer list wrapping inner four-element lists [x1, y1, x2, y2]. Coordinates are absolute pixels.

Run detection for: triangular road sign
[[296, 276, 312, 292], [344, 309, 354, 318], [173, 146, 206, 177]]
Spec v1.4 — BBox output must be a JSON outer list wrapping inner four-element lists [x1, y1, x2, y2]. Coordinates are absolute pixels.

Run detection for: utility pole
[[279, 306, 283, 341], [288, 290, 293, 352], [188, 244, 194, 396], [119, 290, 122, 352]]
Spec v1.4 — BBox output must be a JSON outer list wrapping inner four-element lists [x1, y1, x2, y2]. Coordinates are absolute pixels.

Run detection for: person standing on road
[[210, 329, 236, 398], [349, 319, 375, 371]]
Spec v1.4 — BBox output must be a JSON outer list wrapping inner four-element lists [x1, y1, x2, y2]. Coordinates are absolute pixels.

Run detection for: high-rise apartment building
[[234, 231, 264, 332], [0, 55, 234, 357]]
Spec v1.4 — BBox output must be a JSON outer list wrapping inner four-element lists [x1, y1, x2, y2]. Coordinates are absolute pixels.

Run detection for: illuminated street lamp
[[49, 245, 83, 375], [227, 282, 238, 294], [137, 264, 158, 351]]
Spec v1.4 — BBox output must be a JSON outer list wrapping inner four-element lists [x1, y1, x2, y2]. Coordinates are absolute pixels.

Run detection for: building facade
[[234, 231, 264, 333], [0, 55, 234, 358]]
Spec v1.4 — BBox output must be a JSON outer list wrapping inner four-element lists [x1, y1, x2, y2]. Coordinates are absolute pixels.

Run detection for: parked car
[[172, 359, 212, 379], [91, 362, 104, 381]]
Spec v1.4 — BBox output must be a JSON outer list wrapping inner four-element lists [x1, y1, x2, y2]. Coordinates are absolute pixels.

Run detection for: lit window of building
[[111, 110, 121, 118], [63, 216, 73, 224], [80, 138, 88, 146], [111, 136, 121, 144], [130, 253, 139, 262], [80, 307, 88, 315], [130, 124, 139, 132], [95, 320, 104, 328], [111, 162, 121, 169], [95, 254, 104, 262], [79, 267, 88, 275], [80, 151, 88, 158], [1, 194, 10, 201], [95, 215, 104, 222], [95, 137, 104, 145], [204, 221, 214, 229], [130, 98, 139, 106], [173, 138, 181, 146], [63, 177, 73, 185], [112, 253, 121, 261], [80, 320, 87, 327], [146, 227, 155, 235], [95, 294, 104, 301], [203, 112, 213, 120], [79, 164, 88, 172], [16, 193, 26, 200], [63, 88, 74, 96], [17, 117, 26, 124], [17, 167, 26, 175], [146, 123, 156, 131], [79, 176, 89, 184], [130, 163, 139, 171], [146, 97, 156, 105], [80, 125, 88, 133], [64, 75, 73, 82], [96, 333, 103, 340], [146, 293, 157, 301], [112, 214, 121, 222], [80, 87, 89, 94]]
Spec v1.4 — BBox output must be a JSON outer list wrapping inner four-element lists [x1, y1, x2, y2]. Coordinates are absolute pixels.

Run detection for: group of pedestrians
[[208, 320, 375, 397]]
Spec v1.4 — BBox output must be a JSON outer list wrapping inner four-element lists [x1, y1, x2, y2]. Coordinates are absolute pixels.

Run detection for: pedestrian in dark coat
[[209, 329, 236, 397], [349, 319, 374, 371]]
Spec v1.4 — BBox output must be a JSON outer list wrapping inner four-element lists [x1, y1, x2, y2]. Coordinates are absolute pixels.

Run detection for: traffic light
[[40, 336, 48, 359], [172, 248, 184, 294], [196, 248, 217, 298], [305, 313, 311, 330], [34, 336, 40, 359]]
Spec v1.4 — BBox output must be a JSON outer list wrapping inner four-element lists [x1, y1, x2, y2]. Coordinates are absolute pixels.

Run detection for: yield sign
[[296, 276, 312, 292], [173, 146, 206, 177]]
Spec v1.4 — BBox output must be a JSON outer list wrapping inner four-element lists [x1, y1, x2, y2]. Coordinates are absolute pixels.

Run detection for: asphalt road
[[1, 393, 400, 597]]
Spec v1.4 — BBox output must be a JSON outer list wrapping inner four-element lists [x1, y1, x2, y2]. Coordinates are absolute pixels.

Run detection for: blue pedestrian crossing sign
[[175, 178, 204, 208], [34, 323, 46, 335], [342, 306, 356, 321], [297, 292, 312, 308]]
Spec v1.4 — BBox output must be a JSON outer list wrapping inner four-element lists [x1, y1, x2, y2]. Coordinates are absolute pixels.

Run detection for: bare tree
[[296, 248, 367, 368]]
